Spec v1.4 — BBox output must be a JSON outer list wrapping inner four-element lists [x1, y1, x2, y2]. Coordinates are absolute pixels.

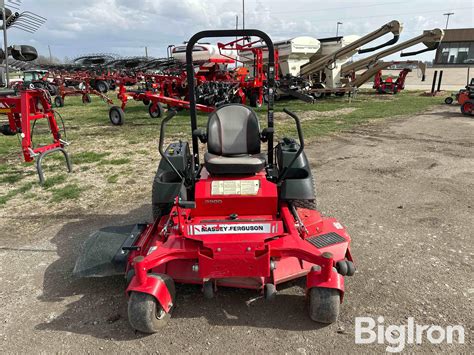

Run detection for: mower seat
[[204, 104, 265, 175]]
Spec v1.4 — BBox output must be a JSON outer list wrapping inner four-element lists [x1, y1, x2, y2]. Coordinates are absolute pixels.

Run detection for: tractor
[[74, 30, 355, 333]]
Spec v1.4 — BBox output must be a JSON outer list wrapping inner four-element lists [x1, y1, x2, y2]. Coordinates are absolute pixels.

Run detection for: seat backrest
[[207, 104, 261, 156]]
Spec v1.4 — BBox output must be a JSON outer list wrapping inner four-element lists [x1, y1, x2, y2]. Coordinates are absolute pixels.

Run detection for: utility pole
[[145, 46, 148, 59], [242, 0, 245, 30], [48, 45, 52, 63], [1, 0, 9, 86], [336, 22, 343, 37], [443, 12, 454, 29]]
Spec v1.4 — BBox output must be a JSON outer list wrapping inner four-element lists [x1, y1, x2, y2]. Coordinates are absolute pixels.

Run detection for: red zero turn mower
[[74, 30, 355, 333], [445, 78, 474, 116]]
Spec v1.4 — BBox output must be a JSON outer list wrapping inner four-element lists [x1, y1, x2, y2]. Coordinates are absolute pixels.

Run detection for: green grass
[[99, 158, 131, 166], [42, 174, 67, 189], [107, 174, 119, 183], [72, 151, 110, 164], [50, 184, 83, 202]]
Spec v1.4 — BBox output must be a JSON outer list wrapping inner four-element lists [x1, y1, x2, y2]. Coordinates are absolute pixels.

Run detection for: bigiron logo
[[355, 316, 465, 352]]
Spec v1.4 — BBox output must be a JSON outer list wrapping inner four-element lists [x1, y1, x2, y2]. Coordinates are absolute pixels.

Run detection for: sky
[[5, 0, 474, 62]]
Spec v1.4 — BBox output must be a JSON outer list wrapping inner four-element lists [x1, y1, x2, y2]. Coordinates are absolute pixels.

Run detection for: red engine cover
[[193, 170, 278, 217]]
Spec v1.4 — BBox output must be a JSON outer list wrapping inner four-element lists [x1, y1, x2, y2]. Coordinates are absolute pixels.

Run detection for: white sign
[[189, 223, 274, 235], [211, 180, 260, 195]]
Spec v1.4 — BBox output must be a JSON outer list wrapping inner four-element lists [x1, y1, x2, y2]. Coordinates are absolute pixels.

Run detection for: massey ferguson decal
[[189, 223, 277, 235]]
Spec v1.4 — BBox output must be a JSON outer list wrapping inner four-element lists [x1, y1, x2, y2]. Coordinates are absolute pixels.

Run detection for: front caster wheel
[[308, 287, 340, 324], [128, 274, 175, 333], [128, 292, 170, 333]]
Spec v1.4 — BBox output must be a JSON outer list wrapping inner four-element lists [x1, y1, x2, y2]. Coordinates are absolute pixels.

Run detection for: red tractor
[[445, 78, 474, 116], [74, 30, 355, 333]]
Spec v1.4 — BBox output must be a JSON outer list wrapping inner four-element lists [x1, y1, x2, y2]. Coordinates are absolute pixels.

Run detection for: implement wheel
[[109, 106, 125, 126], [461, 100, 474, 116], [54, 96, 64, 108], [149, 102, 164, 119], [82, 94, 92, 105], [308, 287, 340, 324], [444, 97, 454, 105], [128, 274, 175, 333]]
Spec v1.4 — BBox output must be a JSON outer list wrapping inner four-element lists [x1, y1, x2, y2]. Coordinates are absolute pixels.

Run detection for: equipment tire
[[54, 96, 64, 108], [149, 102, 164, 118], [96, 80, 108, 93], [461, 100, 474, 116], [128, 274, 175, 333], [308, 287, 340, 324], [444, 96, 454, 105], [82, 94, 92, 104], [109, 106, 125, 125]]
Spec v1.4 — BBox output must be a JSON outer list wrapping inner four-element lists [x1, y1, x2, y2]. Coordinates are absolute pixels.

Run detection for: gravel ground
[[0, 106, 472, 353]]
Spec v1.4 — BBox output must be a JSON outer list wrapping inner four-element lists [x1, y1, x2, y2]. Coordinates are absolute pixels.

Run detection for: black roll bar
[[185, 29, 276, 168]]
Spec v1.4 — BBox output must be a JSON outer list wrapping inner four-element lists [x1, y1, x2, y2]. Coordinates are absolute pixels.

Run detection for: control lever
[[158, 110, 184, 181]]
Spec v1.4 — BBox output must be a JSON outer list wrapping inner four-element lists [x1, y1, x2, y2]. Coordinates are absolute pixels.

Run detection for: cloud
[[6, 0, 473, 61]]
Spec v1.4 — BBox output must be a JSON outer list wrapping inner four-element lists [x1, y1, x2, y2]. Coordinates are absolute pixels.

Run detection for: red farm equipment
[[0, 86, 72, 184], [373, 61, 426, 94], [74, 29, 355, 333], [445, 78, 474, 116]]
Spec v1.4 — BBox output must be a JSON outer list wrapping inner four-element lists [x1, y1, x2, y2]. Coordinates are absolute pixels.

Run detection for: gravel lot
[[0, 106, 472, 353]]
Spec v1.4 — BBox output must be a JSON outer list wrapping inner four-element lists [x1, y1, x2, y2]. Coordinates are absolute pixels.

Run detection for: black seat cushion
[[205, 153, 266, 175], [204, 104, 265, 175]]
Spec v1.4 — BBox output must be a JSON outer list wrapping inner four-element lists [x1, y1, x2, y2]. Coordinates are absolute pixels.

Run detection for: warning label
[[190, 223, 274, 235], [211, 180, 260, 195]]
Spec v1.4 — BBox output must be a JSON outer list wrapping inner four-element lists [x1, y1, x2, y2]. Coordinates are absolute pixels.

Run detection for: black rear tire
[[96, 80, 108, 93], [109, 106, 125, 125], [308, 287, 340, 324], [461, 100, 474, 116]]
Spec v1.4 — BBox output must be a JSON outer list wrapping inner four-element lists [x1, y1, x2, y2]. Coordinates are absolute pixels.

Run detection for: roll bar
[[185, 29, 276, 167]]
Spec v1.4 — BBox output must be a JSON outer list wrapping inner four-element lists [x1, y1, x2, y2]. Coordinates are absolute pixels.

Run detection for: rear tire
[[96, 80, 108, 93], [109, 106, 125, 125], [308, 287, 340, 324], [461, 100, 474, 116]]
